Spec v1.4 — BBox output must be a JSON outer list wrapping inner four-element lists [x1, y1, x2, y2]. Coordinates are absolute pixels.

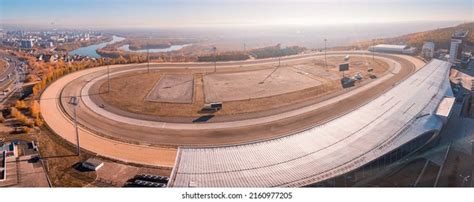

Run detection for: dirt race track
[[95, 55, 388, 118], [40, 51, 424, 167]]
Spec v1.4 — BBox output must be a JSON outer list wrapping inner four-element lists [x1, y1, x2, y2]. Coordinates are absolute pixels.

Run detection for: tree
[[23, 127, 32, 134], [25, 74, 39, 83], [10, 107, 30, 126], [34, 117, 43, 127], [30, 100, 40, 118], [0, 112, 4, 123], [14, 100, 27, 109]]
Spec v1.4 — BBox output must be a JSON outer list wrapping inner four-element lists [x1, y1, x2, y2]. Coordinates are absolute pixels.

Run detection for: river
[[117, 44, 191, 53], [69, 35, 125, 58], [70, 35, 191, 57]]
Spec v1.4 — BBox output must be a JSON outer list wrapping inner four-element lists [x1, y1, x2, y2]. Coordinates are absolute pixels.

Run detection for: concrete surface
[[146, 74, 194, 103], [204, 67, 323, 102]]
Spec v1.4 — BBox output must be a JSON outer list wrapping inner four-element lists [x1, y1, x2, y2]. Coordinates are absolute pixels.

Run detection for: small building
[[421, 42, 435, 59], [368, 44, 417, 55], [0, 142, 17, 158], [81, 158, 104, 171]]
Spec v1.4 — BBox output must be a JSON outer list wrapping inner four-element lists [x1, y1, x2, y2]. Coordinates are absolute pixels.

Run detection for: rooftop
[[423, 42, 435, 49], [169, 59, 453, 187], [452, 30, 469, 39], [372, 44, 408, 50]]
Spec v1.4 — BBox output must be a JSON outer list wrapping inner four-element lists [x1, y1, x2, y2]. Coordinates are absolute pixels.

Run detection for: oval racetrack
[[40, 51, 425, 168]]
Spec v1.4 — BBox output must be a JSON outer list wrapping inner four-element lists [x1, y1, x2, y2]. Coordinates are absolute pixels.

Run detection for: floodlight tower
[[213, 46, 217, 73], [324, 38, 328, 71], [69, 96, 80, 156]]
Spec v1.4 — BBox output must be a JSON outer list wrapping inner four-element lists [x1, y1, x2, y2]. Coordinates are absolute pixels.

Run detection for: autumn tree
[[15, 100, 27, 109], [11, 107, 33, 127], [25, 74, 39, 83], [0, 112, 4, 123], [29, 100, 40, 118]]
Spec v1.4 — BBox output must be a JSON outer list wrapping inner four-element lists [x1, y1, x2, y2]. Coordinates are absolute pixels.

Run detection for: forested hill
[[349, 22, 473, 50], [385, 22, 473, 49]]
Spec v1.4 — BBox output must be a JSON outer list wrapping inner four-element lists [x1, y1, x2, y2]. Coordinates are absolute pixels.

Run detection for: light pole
[[213, 46, 217, 73], [147, 48, 150, 73], [372, 39, 375, 61], [15, 62, 23, 98], [69, 96, 80, 156], [107, 61, 110, 93], [324, 38, 328, 71]]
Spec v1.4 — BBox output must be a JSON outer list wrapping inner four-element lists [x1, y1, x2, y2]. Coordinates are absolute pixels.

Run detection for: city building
[[368, 44, 417, 55], [38, 40, 54, 48], [449, 30, 469, 63], [421, 42, 435, 59], [20, 39, 34, 49]]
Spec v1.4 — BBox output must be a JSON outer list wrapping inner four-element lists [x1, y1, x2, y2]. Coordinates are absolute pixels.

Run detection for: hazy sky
[[1, 0, 472, 28]]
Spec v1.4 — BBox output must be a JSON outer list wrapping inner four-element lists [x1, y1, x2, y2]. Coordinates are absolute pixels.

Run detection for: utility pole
[[213, 46, 217, 73], [324, 38, 328, 71], [244, 43, 246, 52], [69, 96, 80, 156]]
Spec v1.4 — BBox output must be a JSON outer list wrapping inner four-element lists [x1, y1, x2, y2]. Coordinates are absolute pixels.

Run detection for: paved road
[[0, 53, 24, 104], [0, 54, 16, 89], [41, 51, 423, 167]]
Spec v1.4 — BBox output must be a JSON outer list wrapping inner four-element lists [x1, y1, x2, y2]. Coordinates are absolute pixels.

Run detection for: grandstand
[[168, 59, 453, 187]]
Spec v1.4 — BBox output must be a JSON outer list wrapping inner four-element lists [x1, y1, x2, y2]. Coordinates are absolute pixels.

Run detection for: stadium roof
[[368, 44, 417, 54], [169, 59, 453, 187], [372, 44, 408, 50]]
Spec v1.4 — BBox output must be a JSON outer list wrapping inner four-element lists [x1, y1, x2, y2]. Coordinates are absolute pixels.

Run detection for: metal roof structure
[[369, 44, 416, 55], [169, 59, 453, 187], [371, 44, 408, 50]]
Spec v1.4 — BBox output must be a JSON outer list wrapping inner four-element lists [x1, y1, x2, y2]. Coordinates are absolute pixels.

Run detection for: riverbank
[[57, 35, 113, 52]]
